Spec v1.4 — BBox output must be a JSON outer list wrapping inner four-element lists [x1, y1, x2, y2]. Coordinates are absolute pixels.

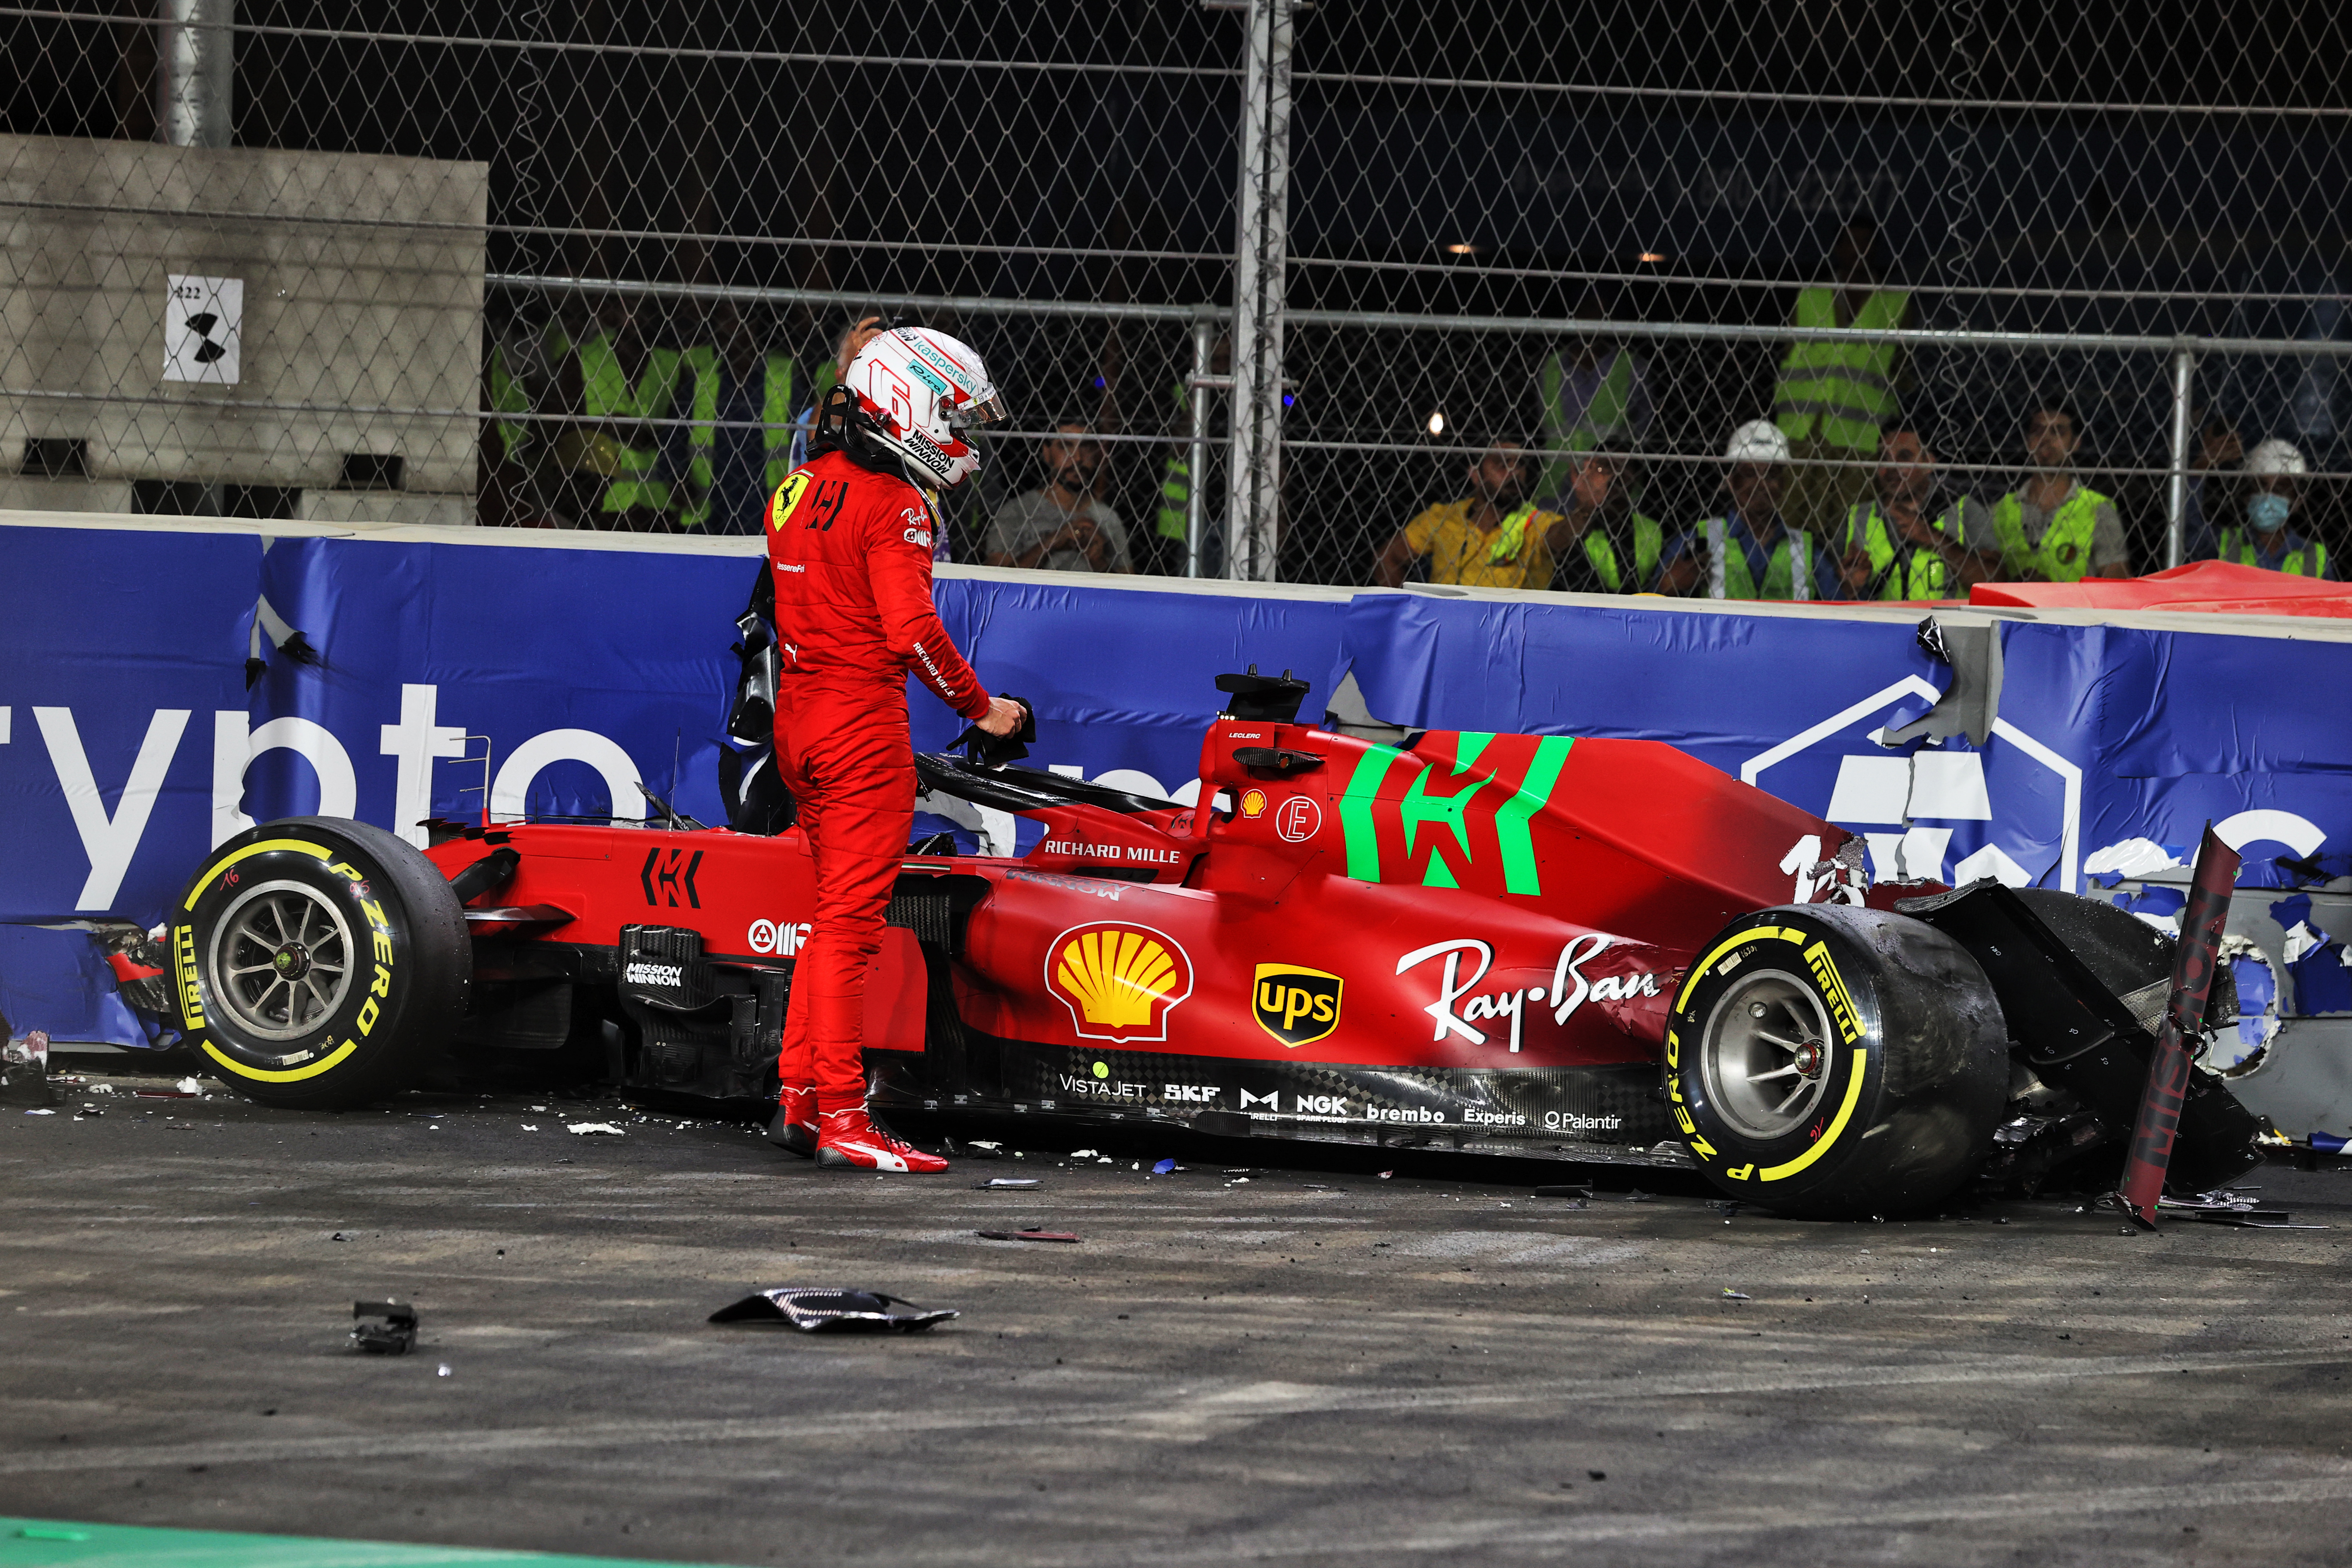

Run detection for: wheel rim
[[205, 879, 357, 1041], [1700, 971, 1835, 1140]]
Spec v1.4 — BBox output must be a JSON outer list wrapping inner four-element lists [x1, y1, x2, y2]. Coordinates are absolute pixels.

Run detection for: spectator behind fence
[[1374, 440, 1568, 590], [2212, 439, 2333, 577], [1536, 296, 1651, 510], [1550, 448, 1664, 594], [553, 295, 693, 531], [1992, 401, 2128, 581], [787, 314, 886, 472], [671, 300, 799, 535], [1835, 423, 2001, 600], [986, 420, 1133, 573], [1657, 419, 1843, 600], [1775, 216, 1908, 544]]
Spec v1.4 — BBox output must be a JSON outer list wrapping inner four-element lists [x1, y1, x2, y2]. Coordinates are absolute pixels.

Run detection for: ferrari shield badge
[[1253, 963, 1342, 1047]]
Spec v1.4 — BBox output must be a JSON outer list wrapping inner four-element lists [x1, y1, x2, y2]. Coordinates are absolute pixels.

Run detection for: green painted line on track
[[3, 1519, 742, 1568]]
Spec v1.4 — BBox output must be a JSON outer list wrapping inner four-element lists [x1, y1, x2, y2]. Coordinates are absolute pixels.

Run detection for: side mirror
[[1214, 665, 1311, 724]]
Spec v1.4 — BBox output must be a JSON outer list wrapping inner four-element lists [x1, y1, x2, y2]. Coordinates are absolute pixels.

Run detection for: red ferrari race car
[[166, 669, 2260, 1216]]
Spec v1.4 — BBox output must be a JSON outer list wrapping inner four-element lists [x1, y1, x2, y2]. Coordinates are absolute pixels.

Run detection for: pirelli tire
[[171, 817, 469, 1109], [1666, 904, 2009, 1219]]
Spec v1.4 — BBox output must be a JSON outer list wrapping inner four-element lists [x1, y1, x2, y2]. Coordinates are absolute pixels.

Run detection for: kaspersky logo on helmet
[[1044, 922, 1195, 1043], [900, 330, 992, 408]]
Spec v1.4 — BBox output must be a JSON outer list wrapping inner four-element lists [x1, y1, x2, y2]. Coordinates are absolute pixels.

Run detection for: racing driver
[[763, 325, 1024, 1173]]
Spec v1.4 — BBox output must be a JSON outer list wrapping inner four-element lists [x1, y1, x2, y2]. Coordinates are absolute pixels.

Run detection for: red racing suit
[[764, 449, 992, 1112]]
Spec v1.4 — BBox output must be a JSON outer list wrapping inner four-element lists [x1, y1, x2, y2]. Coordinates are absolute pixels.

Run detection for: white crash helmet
[[1725, 418, 1793, 464], [842, 327, 1008, 489], [2246, 438, 2308, 478]]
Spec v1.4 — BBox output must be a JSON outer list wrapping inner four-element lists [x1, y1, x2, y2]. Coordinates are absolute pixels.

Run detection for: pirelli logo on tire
[[172, 924, 204, 1029], [1803, 940, 1862, 1044]]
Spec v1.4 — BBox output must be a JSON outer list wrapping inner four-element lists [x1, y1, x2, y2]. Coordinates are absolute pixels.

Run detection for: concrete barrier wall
[[0, 137, 486, 518]]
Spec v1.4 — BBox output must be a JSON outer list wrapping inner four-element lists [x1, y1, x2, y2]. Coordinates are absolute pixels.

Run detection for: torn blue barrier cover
[[1152, 1158, 1178, 1174], [708, 1289, 958, 1332]]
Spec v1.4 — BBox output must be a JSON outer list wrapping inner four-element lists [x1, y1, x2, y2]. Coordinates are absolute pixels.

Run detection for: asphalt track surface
[[7, 1066, 2352, 1567]]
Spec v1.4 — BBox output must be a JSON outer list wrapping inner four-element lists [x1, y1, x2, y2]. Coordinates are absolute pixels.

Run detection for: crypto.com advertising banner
[[3, 517, 2347, 1042]]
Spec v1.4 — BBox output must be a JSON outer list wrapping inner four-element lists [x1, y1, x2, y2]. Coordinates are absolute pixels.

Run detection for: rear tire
[[172, 817, 469, 1109], [1668, 904, 2009, 1218]]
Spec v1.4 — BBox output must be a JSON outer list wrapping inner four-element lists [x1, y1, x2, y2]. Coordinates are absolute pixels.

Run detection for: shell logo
[[1043, 922, 1196, 1042]]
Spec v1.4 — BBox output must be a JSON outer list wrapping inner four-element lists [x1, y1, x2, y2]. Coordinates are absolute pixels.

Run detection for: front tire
[[1667, 904, 2008, 1218], [172, 817, 469, 1109]]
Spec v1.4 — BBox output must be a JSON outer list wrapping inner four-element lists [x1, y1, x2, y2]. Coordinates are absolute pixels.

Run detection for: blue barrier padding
[[2080, 622, 2352, 779], [0, 526, 260, 924], [246, 536, 746, 830]]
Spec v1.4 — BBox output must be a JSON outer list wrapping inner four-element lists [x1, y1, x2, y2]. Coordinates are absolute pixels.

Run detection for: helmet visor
[[949, 391, 1010, 429]]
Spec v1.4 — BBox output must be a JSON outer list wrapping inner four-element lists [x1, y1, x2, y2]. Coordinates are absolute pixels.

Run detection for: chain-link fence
[[3, 2, 2348, 589]]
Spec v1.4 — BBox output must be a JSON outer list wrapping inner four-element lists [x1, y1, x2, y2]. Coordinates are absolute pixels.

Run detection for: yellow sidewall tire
[[1666, 904, 2008, 1219], [173, 817, 469, 1110]]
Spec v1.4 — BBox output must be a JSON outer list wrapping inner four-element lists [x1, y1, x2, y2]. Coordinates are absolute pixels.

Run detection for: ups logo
[[1253, 964, 1342, 1048]]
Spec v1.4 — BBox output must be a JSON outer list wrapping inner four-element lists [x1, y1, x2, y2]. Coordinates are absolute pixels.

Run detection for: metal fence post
[[1187, 315, 1213, 580], [159, 0, 234, 148], [2167, 346, 2196, 570], [1226, 0, 1292, 583]]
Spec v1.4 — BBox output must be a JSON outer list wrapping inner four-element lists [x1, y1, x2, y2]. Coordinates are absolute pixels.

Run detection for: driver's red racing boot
[[765, 1086, 818, 1158], [815, 1107, 949, 1173]]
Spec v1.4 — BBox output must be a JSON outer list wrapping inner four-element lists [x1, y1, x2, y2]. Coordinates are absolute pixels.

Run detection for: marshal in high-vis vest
[[1991, 403, 2129, 583]]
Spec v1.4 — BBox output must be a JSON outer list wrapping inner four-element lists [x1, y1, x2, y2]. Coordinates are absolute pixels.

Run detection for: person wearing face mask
[[984, 420, 1133, 573], [2214, 439, 2334, 578]]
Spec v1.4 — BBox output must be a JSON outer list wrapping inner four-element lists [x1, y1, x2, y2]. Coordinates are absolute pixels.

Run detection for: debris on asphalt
[[0, 1028, 52, 1107], [1379, 1170, 1394, 1179], [967, 1141, 1004, 1159], [438, 1364, 451, 1377], [1070, 1148, 1102, 1159], [976, 1178, 1040, 1189], [567, 1122, 626, 1136], [133, 1089, 196, 1100], [521, 1124, 539, 1131], [2157, 1190, 2314, 1228], [23, 1108, 55, 1116], [709, 1288, 959, 1332], [1721, 1288, 1752, 1300], [350, 1300, 418, 1355], [175, 1077, 205, 1096], [976, 1228, 1081, 1243], [1152, 1158, 1182, 1174]]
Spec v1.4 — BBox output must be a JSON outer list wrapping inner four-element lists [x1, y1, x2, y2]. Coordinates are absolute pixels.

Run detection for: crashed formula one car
[[167, 668, 2262, 1216]]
